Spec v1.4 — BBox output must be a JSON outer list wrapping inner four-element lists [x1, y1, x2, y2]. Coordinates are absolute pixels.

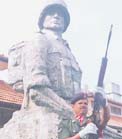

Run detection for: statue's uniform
[[8, 0, 82, 100], [22, 32, 82, 99]]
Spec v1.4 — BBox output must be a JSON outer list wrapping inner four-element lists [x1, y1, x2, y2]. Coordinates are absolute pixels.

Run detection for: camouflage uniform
[[58, 115, 98, 139], [58, 116, 99, 139], [58, 117, 81, 138]]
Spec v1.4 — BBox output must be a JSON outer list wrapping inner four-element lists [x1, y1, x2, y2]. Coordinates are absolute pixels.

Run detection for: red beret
[[71, 93, 87, 104]]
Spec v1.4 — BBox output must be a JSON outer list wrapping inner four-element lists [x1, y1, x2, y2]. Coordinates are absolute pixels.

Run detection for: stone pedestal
[[0, 92, 73, 139], [0, 106, 72, 139]]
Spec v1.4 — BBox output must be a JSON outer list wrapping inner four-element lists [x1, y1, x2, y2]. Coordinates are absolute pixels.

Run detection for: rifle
[[93, 24, 113, 125], [83, 25, 113, 139], [77, 26, 113, 139]]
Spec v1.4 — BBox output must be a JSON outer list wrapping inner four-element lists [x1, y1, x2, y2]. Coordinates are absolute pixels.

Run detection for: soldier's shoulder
[[60, 116, 80, 127]]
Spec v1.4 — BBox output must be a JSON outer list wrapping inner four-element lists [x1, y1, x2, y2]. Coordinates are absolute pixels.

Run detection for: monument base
[[0, 107, 66, 139], [0, 92, 73, 139]]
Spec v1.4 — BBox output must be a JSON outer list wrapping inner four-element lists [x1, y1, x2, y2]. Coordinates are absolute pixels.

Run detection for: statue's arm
[[23, 37, 51, 91]]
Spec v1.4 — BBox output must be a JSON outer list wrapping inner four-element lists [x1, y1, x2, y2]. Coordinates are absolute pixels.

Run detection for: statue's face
[[42, 8, 65, 32]]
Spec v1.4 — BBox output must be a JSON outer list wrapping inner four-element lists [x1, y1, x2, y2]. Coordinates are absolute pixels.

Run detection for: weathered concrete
[[0, 92, 73, 139]]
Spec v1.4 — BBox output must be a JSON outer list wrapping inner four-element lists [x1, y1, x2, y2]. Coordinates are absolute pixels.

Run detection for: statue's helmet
[[38, 0, 70, 32]]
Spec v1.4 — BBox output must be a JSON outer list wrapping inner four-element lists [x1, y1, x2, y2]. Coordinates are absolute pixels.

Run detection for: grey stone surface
[[3, 0, 82, 138], [0, 93, 73, 139], [8, 41, 25, 93], [0, 109, 60, 139]]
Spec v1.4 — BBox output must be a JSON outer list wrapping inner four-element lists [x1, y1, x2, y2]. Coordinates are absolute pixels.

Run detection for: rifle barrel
[[105, 24, 113, 58], [97, 24, 113, 87]]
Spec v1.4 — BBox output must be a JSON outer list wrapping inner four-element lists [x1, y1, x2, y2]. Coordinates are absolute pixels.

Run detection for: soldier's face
[[72, 99, 88, 116], [42, 8, 65, 32]]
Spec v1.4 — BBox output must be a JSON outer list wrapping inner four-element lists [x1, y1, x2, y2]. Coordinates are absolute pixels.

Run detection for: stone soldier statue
[[24, 0, 82, 108], [8, 0, 82, 109], [5, 0, 83, 138]]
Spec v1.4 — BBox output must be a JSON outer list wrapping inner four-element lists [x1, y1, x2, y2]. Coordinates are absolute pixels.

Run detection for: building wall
[[0, 55, 8, 70], [0, 61, 8, 70], [0, 107, 16, 128]]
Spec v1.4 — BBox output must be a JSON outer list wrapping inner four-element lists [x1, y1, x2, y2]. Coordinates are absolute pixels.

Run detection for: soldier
[[59, 89, 110, 139]]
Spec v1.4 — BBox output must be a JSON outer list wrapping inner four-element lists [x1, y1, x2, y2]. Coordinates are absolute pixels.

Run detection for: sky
[[0, 0, 122, 91]]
